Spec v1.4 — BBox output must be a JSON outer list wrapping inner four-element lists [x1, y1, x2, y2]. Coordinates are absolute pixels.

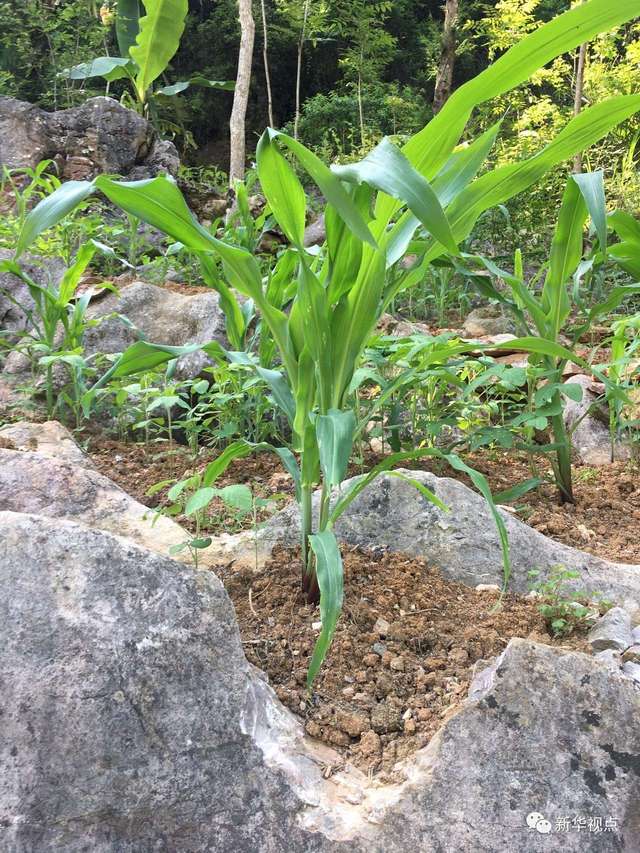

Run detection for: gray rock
[[231, 470, 640, 613], [463, 305, 515, 337], [594, 649, 623, 672], [621, 661, 640, 685], [0, 510, 335, 853], [0, 249, 65, 341], [622, 645, 640, 664], [304, 214, 326, 247], [82, 280, 227, 379], [633, 626, 640, 645], [588, 608, 633, 653], [0, 420, 91, 466], [0, 95, 179, 179], [564, 374, 631, 466], [0, 442, 223, 573]]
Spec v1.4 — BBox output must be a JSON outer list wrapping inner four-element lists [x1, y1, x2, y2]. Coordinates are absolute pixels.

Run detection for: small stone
[[402, 708, 413, 720], [359, 730, 382, 757], [326, 727, 351, 746], [475, 584, 501, 594], [449, 648, 469, 666], [404, 719, 417, 734], [372, 642, 387, 656], [371, 701, 403, 734], [336, 710, 370, 738], [621, 661, 640, 685], [594, 649, 622, 672], [373, 617, 390, 636], [312, 621, 322, 631], [622, 645, 640, 664], [375, 674, 394, 697], [588, 607, 633, 653], [417, 708, 432, 721], [355, 670, 368, 684], [390, 656, 405, 672], [342, 686, 355, 699], [362, 653, 380, 667], [305, 720, 322, 738], [381, 651, 394, 667]]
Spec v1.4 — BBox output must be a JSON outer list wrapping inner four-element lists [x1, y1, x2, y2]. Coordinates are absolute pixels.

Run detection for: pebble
[[403, 719, 417, 734], [336, 710, 370, 737], [362, 653, 380, 667], [588, 607, 633, 652], [355, 670, 368, 684], [371, 701, 403, 734], [372, 642, 387, 656], [305, 720, 321, 738], [359, 730, 382, 757], [373, 617, 390, 636], [390, 656, 405, 671], [342, 686, 355, 699], [448, 648, 469, 665], [475, 584, 501, 593]]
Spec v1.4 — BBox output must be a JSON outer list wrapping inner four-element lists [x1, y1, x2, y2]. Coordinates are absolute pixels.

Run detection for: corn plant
[[461, 172, 640, 502], [17, 0, 640, 683]]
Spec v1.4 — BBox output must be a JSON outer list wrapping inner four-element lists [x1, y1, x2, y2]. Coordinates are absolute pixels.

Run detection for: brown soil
[[84, 432, 640, 564], [219, 545, 588, 780]]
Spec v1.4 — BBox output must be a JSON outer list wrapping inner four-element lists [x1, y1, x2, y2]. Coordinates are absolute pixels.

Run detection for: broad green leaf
[[16, 180, 96, 257], [256, 130, 306, 248], [256, 366, 296, 425], [59, 56, 136, 81], [297, 262, 332, 409], [185, 488, 215, 516], [116, 0, 142, 57], [216, 484, 253, 512], [267, 129, 376, 248], [609, 210, 640, 243], [202, 441, 254, 487], [316, 409, 356, 486], [493, 478, 545, 505], [58, 243, 96, 305], [307, 531, 344, 687], [129, 0, 188, 102], [333, 138, 458, 254], [157, 77, 235, 96]]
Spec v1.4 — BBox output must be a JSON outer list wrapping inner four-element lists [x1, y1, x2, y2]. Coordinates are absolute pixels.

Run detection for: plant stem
[[300, 483, 319, 603], [551, 404, 574, 504]]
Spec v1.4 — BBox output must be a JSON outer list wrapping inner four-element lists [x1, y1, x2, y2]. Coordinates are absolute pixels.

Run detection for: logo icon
[[527, 812, 552, 834]]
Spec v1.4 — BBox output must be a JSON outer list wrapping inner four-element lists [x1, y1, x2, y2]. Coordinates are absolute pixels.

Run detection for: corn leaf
[[16, 180, 96, 257], [316, 409, 356, 487], [307, 531, 344, 687], [256, 130, 306, 248]]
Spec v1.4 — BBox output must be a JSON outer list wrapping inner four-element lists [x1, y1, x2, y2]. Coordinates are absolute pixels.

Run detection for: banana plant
[[61, 0, 234, 113], [459, 172, 640, 502], [16, 0, 640, 683]]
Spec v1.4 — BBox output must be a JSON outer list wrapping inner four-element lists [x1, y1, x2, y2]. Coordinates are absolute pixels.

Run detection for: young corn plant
[[17, 0, 640, 682], [461, 172, 640, 502]]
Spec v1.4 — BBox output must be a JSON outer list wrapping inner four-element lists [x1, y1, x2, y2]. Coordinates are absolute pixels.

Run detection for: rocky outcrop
[[463, 304, 516, 337], [225, 469, 640, 615], [0, 96, 178, 180]]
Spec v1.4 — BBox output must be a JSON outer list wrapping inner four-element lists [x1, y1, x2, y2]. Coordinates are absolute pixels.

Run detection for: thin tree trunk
[[260, 0, 274, 127], [229, 0, 255, 186], [433, 0, 458, 114], [293, 0, 310, 140], [357, 69, 365, 148], [573, 40, 588, 172]]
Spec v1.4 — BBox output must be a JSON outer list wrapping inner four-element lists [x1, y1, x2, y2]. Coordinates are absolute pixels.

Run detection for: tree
[[433, 0, 458, 113], [229, 0, 255, 184]]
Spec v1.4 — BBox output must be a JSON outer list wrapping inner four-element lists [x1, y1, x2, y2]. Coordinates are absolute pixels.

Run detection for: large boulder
[[0, 96, 178, 180], [0, 434, 222, 573], [2, 511, 640, 851], [82, 280, 227, 379], [224, 469, 640, 614]]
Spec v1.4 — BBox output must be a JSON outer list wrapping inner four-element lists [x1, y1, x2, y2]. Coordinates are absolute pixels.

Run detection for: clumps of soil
[[220, 545, 588, 780]]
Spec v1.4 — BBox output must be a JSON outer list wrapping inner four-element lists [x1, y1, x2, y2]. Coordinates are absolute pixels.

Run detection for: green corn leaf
[[198, 253, 247, 351], [297, 261, 332, 409], [573, 171, 607, 253], [316, 409, 356, 487], [129, 0, 188, 102], [256, 129, 307, 248], [266, 129, 376, 248], [116, 0, 142, 57], [293, 348, 316, 450], [333, 138, 458, 254], [609, 241, 640, 279], [57, 243, 97, 305], [493, 478, 545, 505], [307, 531, 344, 688], [542, 177, 588, 336], [609, 210, 640, 243], [16, 180, 96, 257], [185, 488, 216, 516], [256, 366, 296, 425]]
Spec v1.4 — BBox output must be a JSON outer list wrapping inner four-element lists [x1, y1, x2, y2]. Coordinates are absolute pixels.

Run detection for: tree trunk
[[433, 0, 458, 114], [229, 0, 255, 186], [293, 0, 310, 140], [573, 40, 588, 172], [259, 0, 274, 127]]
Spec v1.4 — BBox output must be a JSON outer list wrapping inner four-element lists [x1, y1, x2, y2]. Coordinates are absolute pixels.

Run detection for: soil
[[219, 545, 589, 780]]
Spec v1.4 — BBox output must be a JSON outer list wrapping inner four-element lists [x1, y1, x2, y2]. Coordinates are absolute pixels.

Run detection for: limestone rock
[[0, 95, 178, 179], [304, 214, 326, 247], [463, 305, 515, 337], [0, 420, 91, 466], [82, 280, 227, 379], [0, 445, 223, 572], [588, 607, 633, 653]]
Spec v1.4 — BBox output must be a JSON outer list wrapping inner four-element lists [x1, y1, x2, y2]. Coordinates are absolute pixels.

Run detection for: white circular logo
[[527, 812, 552, 834]]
